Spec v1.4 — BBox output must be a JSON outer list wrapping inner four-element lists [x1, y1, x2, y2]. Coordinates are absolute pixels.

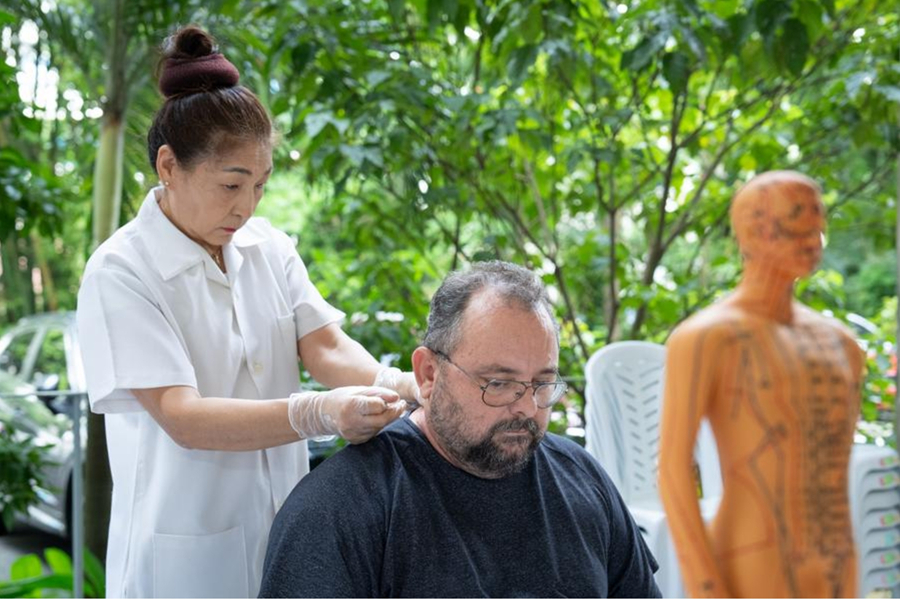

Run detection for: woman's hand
[[288, 386, 406, 444], [374, 367, 421, 406]]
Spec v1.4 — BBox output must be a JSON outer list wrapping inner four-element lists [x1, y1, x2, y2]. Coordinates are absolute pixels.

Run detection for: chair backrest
[[585, 341, 666, 504], [584, 341, 722, 505]]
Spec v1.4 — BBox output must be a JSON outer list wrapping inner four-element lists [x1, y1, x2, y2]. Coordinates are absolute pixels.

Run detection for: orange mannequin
[[658, 171, 864, 597]]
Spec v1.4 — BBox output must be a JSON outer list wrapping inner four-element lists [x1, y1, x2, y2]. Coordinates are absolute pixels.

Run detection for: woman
[[76, 25, 417, 598]]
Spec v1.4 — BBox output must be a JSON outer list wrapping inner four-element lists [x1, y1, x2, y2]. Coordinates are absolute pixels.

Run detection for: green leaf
[[845, 70, 875, 99], [290, 42, 318, 75], [590, 147, 616, 164], [366, 70, 392, 88], [676, 0, 700, 16], [305, 112, 349, 138], [724, 13, 751, 53], [621, 33, 667, 72], [452, 0, 472, 35], [0, 574, 73, 598], [427, 0, 457, 29], [84, 547, 106, 598], [796, 0, 824, 39], [507, 44, 539, 86], [778, 18, 809, 76], [388, 0, 406, 24], [875, 85, 900, 103], [682, 29, 706, 62], [0, 510, 12, 533], [10, 554, 42, 581], [662, 51, 691, 94], [755, 0, 791, 35], [339, 144, 383, 168], [43, 548, 72, 575], [520, 2, 543, 44]]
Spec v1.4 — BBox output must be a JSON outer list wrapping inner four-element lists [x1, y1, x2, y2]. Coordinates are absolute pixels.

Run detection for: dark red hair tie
[[159, 53, 240, 97]]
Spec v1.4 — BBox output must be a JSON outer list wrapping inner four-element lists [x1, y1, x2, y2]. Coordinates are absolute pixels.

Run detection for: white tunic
[[76, 188, 344, 598]]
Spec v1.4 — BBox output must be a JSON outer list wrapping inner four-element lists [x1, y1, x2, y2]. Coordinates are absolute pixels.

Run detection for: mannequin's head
[[730, 171, 825, 279]]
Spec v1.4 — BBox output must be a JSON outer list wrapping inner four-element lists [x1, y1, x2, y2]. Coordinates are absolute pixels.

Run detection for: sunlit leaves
[[4, 0, 895, 408]]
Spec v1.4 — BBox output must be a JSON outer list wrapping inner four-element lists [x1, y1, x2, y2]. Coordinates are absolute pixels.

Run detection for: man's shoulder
[[298, 419, 420, 489], [540, 434, 610, 481], [538, 435, 625, 516], [541, 432, 587, 455]]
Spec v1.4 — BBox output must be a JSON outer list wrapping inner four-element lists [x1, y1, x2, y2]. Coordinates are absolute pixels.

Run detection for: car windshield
[[0, 370, 69, 435]]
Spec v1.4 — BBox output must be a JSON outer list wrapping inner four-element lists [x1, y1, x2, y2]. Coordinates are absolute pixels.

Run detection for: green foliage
[[858, 297, 898, 441], [2, 0, 898, 422], [0, 418, 52, 531], [845, 250, 898, 317], [247, 0, 896, 353], [0, 547, 106, 598], [0, 17, 65, 240]]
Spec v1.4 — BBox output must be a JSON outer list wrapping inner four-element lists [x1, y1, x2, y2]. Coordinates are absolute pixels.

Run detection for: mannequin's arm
[[658, 325, 730, 597]]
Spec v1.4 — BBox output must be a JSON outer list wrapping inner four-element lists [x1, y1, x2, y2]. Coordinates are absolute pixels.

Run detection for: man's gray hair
[[423, 261, 558, 354]]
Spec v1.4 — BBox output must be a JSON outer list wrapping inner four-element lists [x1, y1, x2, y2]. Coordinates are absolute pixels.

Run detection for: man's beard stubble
[[429, 380, 545, 478]]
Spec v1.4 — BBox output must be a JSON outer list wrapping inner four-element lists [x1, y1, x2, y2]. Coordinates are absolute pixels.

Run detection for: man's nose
[[509, 386, 540, 418]]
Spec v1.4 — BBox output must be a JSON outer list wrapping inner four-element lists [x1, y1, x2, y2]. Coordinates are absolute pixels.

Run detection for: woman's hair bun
[[158, 25, 240, 98]]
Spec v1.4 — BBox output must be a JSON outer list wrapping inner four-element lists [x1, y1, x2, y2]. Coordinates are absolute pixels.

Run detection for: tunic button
[[252, 361, 264, 375]]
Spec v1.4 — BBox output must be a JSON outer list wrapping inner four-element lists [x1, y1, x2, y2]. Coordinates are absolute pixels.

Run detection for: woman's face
[[158, 141, 273, 248]]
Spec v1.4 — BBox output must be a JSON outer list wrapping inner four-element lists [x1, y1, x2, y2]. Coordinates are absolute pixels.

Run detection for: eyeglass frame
[[428, 348, 567, 409]]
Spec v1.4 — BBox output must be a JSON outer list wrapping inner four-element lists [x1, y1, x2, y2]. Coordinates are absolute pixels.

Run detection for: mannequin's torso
[[661, 294, 862, 596]]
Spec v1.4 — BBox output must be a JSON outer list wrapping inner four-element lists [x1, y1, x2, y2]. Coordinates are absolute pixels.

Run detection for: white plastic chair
[[848, 444, 900, 597], [584, 341, 721, 598]]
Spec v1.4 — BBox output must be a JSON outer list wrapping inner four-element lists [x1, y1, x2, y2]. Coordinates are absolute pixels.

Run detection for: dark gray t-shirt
[[260, 417, 660, 598]]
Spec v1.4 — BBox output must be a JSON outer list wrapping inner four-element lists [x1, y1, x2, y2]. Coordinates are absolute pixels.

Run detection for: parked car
[[0, 311, 340, 538], [0, 311, 81, 538]]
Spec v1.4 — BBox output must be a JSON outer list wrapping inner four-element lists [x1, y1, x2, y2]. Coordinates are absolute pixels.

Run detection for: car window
[[0, 330, 36, 378], [32, 328, 69, 391]]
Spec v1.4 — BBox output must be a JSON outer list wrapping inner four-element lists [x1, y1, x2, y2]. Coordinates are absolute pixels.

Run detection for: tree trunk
[[84, 119, 124, 566], [29, 231, 58, 312], [85, 0, 129, 564], [0, 237, 27, 324], [84, 413, 112, 561], [91, 120, 126, 245]]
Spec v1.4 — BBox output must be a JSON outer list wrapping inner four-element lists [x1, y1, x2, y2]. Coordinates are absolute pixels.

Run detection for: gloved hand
[[374, 367, 421, 407], [288, 386, 405, 444]]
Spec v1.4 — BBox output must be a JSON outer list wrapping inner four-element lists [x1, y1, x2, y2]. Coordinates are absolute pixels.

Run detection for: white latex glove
[[288, 386, 405, 444], [374, 367, 421, 407]]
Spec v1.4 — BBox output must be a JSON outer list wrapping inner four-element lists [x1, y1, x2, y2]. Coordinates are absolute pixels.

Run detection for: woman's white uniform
[[77, 188, 344, 598]]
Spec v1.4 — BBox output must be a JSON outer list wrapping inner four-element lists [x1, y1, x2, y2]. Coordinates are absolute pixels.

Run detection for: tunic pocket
[[152, 525, 248, 598]]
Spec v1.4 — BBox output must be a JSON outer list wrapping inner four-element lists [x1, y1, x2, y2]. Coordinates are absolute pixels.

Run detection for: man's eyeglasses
[[430, 349, 567, 409]]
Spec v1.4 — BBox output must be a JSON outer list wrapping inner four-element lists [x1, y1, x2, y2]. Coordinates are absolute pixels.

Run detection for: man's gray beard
[[429, 381, 544, 478]]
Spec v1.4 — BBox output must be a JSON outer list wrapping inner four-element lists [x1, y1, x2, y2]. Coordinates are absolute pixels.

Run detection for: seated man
[[259, 261, 660, 598]]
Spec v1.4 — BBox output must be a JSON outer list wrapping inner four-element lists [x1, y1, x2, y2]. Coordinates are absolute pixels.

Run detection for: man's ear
[[411, 346, 438, 404]]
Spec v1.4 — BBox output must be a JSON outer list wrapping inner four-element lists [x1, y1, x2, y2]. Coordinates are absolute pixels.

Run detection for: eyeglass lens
[[482, 380, 567, 407]]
